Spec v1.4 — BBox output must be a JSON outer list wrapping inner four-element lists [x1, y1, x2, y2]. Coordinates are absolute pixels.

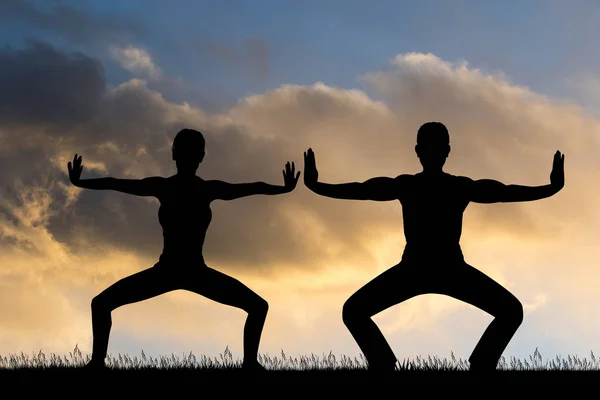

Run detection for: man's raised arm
[[469, 150, 565, 204], [303, 148, 404, 201]]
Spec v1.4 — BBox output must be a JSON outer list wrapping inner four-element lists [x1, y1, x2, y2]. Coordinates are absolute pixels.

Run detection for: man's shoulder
[[447, 174, 474, 184], [156, 175, 175, 186], [142, 176, 169, 187], [392, 174, 415, 186], [394, 173, 415, 181]]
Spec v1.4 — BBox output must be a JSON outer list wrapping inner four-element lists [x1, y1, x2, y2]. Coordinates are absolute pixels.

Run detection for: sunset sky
[[2, 0, 600, 365]]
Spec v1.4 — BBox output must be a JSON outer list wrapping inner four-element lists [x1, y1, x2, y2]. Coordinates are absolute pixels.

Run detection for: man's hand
[[550, 150, 565, 193], [303, 148, 319, 188], [67, 153, 83, 187], [283, 161, 301, 192]]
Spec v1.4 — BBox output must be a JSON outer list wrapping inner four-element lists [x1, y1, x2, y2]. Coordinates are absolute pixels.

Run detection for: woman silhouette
[[67, 128, 300, 370]]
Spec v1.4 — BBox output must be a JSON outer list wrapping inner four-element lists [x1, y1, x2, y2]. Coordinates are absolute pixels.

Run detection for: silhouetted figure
[[303, 122, 565, 372], [67, 128, 301, 370]]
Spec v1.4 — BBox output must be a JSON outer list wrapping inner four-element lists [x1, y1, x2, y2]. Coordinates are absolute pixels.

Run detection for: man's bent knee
[[342, 297, 366, 327], [91, 294, 114, 314], [258, 297, 269, 315]]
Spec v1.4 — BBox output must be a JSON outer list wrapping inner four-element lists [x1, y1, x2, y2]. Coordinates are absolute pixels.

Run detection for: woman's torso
[[157, 175, 213, 264]]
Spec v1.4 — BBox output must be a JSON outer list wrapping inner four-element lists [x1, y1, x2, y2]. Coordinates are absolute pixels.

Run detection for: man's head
[[172, 128, 206, 172], [415, 122, 450, 171]]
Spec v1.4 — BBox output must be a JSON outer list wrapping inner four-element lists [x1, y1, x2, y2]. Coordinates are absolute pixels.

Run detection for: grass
[[0, 345, 599, 392], [1, 345, 599, 371]]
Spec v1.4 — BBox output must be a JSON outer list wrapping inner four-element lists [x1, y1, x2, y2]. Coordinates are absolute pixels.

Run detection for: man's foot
[[82, 360, 107, 370], [242, 360, 267, 372], [367, 362, 397, 374]]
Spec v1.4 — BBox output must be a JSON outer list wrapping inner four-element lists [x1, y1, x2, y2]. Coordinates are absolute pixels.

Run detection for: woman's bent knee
[[342, 298, 360, 326], [91, 295, 104, 312], [249, 296, 268, 315], [502, 296, 524, 327], [511, 299, 524, 326]]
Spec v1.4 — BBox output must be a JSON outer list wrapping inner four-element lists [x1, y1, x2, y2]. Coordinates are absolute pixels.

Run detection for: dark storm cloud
[[0, 0, 146, 49], [0, 39, 106, 127]]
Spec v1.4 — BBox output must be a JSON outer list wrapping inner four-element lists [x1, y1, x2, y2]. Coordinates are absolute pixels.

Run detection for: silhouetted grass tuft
[[0, 345, 599, 371]]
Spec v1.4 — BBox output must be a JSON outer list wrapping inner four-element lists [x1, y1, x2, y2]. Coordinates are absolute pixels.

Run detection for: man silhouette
[[303, 122, 565, 372]]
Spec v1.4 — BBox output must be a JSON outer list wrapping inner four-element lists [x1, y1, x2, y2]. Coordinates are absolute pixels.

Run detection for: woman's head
[[172, 128, 206, 173]]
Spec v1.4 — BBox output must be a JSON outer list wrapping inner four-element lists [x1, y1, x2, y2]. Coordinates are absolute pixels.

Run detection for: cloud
[[109, 45, 162, 81], [107, 44, 190, 106], [2, 41, 600, 360], [190, 36, 271, 87], [0, 0, 146, 50], [0, 39, 105, 127]]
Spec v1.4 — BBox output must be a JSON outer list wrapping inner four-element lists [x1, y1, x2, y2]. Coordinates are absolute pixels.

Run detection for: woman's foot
[[469, 360, 497, 373]]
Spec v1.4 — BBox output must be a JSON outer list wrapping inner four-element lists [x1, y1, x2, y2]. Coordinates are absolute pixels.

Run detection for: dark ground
[[1, 368, 598, 394]]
